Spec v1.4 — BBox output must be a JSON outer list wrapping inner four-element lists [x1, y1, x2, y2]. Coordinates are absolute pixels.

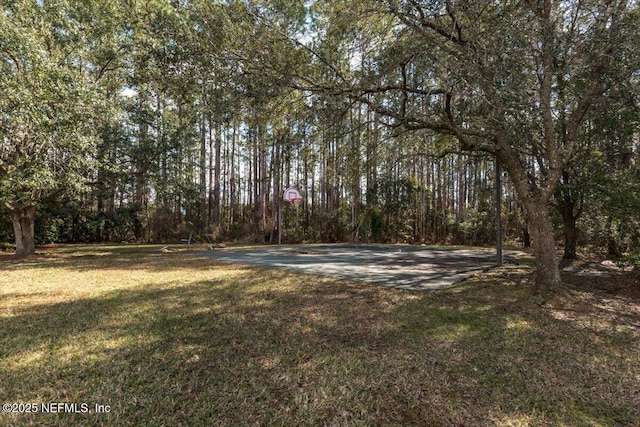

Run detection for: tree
[[284, 0, 639, 293], [0, 0, 104, 255]]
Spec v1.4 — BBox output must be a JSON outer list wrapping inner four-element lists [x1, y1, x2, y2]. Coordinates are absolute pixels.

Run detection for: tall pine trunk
[[214, 124, 222, 226], [12, 202, 36, 256], [199, 109, 207, 229]]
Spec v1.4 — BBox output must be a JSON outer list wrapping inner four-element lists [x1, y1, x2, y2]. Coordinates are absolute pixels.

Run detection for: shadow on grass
[[0, 244, 216, 272], [1, 251, 639, 426]]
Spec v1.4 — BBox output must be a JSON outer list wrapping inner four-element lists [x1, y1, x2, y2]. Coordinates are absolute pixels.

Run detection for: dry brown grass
[[1, 244, 639, 426]]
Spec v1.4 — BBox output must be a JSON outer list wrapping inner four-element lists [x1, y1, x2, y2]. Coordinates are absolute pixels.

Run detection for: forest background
[[1, 0, 639, 292]]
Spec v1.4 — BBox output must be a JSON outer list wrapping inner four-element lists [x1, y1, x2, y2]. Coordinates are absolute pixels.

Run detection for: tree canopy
[[1, 0, 639, 293]]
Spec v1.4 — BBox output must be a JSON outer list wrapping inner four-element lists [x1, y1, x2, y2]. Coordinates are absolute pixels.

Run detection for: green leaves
[[0, 0, 103, 206]]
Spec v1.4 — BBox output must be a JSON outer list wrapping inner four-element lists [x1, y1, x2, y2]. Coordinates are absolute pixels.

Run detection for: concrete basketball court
[[200, 244, 519, 291]]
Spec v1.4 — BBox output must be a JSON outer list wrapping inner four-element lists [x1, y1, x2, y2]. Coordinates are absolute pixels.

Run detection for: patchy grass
[[1, 244, 639, 426]]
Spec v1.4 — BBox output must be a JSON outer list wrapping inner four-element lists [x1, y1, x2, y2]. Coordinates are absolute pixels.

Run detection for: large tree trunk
[[522, 201, 562, 293], [497, 137, 563, 294], [12, 202, 36, 256]]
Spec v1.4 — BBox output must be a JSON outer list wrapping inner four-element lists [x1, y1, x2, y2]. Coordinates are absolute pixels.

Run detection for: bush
[[0, 242, 16, 251]]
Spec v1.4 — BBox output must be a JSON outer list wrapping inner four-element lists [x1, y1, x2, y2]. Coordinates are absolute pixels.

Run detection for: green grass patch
[[1, 245, 639, 426]]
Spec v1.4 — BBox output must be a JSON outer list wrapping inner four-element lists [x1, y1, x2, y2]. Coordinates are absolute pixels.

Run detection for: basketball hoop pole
[[282, 187, 302, 245], [278, 201, 281, 246]]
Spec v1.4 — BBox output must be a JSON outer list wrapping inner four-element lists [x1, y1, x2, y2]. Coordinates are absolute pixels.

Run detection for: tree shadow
[[0, 244, 232, 273], [2, 250, 639, 426]]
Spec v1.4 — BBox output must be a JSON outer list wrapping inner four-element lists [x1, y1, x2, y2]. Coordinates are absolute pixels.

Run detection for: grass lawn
[[1, 244, 639, 426]]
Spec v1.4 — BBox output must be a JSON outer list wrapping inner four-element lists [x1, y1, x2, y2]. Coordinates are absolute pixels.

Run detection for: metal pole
[[496, 156, 503, 266], [278, 201, 282, 246]]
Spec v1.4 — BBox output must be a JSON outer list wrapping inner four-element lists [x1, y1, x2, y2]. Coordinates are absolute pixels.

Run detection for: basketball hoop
[[283, 187, 302, 206]]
